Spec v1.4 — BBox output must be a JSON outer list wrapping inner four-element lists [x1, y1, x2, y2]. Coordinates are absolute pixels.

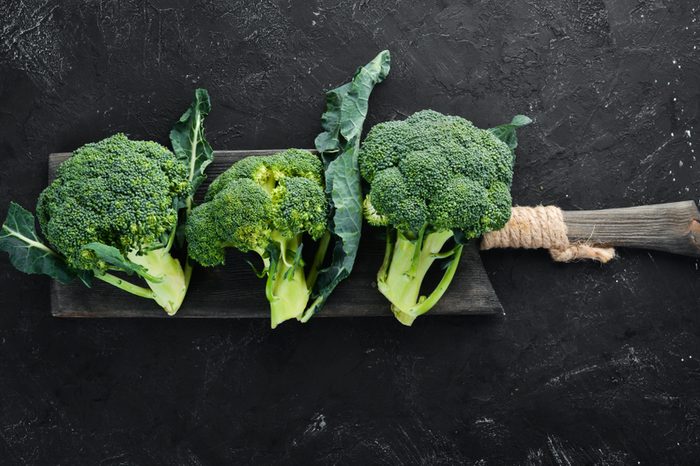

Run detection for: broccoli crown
[[186, 149, 328, 266], [36, 133, 189, 271], [358, 110, 514, 238]]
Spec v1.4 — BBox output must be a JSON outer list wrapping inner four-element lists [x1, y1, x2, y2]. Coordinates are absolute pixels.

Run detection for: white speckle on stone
[[302, 413, 327, 438]]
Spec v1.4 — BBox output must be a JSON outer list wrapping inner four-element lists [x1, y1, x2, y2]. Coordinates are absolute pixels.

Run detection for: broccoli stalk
[[80, 223, 188, 314], [377, 229, 461, 325], [126, 247, 187, 315], [264, 234, 310, 327]]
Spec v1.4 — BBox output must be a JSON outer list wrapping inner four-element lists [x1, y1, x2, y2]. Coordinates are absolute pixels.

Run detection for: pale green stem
[[306, 230, 331, 290], [96, 272, 154, 299]]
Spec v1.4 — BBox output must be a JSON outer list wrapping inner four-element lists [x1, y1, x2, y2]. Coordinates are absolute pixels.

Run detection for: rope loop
[[481, 206, 615, 263]]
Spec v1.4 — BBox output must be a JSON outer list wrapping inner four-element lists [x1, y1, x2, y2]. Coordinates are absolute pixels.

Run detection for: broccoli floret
[[359, 110, 518, 325], [36, 134, 189, 314], [36, 134, 190, 314], [186, 149, 329, 328]]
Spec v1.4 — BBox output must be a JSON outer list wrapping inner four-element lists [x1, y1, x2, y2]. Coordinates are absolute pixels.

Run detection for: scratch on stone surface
[[526, 448, 545, 465], [640, 136, 675, 166], [302, 413, 327, 438], [546, 346, 656, 387], [0, 0, 65, 90], [99, 452, 129, 465], [547, 435, 573, 466]]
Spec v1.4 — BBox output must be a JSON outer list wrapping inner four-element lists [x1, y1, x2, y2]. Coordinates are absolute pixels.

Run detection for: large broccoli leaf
[[488, 115, 532, 151], [0, 202, 79, 284], [302, 50, 391, 320], [170, 88, 213, 253], [170, 88, 213, 196]]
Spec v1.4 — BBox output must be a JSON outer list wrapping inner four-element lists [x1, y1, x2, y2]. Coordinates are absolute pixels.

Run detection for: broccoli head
[[186, 149, 329, 328], [358, 110, 520, 325], [0, 89, 213, 315], [36, 133, 190, 314]]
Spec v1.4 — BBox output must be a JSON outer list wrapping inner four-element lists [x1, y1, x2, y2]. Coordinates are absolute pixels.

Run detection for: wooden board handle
[[562, 201, 700, 257]]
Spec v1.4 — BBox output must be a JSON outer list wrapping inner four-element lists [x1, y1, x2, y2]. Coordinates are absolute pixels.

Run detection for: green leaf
[[244, 258, 267, 279], [510, 115, 532, 127], [75, 270, 93, 287], [302, 50, 391, 321], [0, 202, 78, 284], [81, 243, 162, 282], [170, 88, 214, 194], [264, 243, 281, 303], [488, 114, 532, 151]]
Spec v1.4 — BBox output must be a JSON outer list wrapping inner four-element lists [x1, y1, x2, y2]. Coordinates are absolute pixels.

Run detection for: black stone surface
[[1, 0, 699, 464]]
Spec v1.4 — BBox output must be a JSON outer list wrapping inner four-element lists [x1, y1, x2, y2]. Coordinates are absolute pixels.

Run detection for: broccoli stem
[[95, 272, 155, 299], [306, 230, 331, 291], [183, 261, 194, 288], [266, 235, 311, 329], [127, 248, 187, 315], [182, 196, 195, 289], [377, 229, 455, 326], [405, 244, 463, 320], [298, 231, 334, 323]]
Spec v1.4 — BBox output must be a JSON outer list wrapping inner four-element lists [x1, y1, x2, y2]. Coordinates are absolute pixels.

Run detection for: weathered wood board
[[49, 150, 502, 318]]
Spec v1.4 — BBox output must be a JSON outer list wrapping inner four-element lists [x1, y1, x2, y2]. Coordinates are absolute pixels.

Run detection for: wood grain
[[563, 201, 700, 257], [48, 151, 502, 318]]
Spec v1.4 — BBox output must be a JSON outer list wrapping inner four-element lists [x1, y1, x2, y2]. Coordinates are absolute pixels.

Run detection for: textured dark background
[[1, 0, 699, 464]]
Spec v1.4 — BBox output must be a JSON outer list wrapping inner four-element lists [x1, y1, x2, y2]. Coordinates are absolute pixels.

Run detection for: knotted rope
[[481, 206, 615, 263]]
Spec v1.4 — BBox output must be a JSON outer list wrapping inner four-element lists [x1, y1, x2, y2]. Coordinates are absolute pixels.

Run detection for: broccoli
[[358, 109, 521, 325], [0, 89, 214, 315], [37, 134, 190, 314], [186, 149, 329, 328]]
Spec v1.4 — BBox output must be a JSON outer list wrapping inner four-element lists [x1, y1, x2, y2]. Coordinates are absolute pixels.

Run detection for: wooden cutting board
[[48, 150, 502, 318]]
